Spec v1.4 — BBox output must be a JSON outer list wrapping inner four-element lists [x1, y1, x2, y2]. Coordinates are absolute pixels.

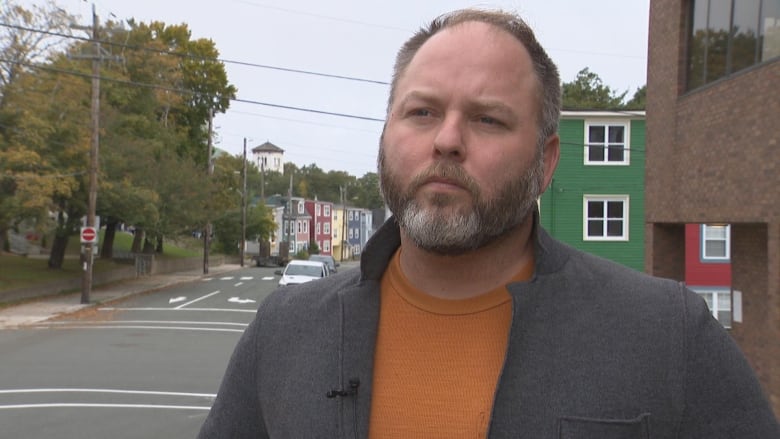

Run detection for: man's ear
[[540, 134, 560, 193]]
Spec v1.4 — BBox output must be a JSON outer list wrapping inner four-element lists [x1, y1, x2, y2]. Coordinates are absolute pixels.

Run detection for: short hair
[[387, 8, 561, 147]]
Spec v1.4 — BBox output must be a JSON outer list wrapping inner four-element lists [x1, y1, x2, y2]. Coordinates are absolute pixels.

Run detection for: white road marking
[[28, 325, 245, 333], [97, 307, 256, 313], [228, 297, 256, 304], [175, 290, 221, 309], [0, 403, 210, 411], [233, 282, 243, 287], [168, 296, 187, 304], [0, 388, 215, 398], [42, 320, 247, 328], [240, 276, 253, 280], [219, 276, 234, 280], [262, 276, 275, 280]]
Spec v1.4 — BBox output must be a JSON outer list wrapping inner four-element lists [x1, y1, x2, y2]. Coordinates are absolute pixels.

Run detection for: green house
[[539, 110, 646, 272]]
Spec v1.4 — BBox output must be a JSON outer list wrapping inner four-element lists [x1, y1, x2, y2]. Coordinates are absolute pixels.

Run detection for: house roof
[[252, 141, 284, 153]]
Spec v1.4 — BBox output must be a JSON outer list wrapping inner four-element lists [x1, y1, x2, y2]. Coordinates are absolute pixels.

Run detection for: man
[[198, 9, 779, 438]]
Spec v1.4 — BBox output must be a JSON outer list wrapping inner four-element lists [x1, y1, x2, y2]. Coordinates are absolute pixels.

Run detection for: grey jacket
[[198, 218, 779, 438]]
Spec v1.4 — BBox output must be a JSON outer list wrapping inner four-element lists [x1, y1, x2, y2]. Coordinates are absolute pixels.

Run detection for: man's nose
[[433, 113, 466, 160]]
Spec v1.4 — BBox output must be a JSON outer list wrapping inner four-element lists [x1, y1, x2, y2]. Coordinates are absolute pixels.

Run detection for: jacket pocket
[[558, 413, 650, 439]]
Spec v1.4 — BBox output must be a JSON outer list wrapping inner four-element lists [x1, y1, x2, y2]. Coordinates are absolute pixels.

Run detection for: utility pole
[[240, 138, 247, 267], [70, 5, 121, 304], [203, 108, 214, 274]]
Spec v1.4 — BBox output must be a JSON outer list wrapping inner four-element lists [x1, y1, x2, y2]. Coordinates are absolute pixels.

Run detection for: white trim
[[584, 120, 631, 166], [701, 224, 731, 261], [561, 110, 645, 118], [583, 195, 630, 241]]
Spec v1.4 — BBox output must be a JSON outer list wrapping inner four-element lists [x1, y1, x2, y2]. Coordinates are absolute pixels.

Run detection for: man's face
[[379, 22, 556, 255]]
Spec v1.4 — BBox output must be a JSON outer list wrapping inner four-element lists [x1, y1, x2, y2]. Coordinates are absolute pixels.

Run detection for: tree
[[624, 85, 647, 110], [562, 68, 627, 110], [0, 0, 77, 252]]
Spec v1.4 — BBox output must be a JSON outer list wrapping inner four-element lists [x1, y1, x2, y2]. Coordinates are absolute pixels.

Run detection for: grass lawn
[[0, 231, 203, 293]]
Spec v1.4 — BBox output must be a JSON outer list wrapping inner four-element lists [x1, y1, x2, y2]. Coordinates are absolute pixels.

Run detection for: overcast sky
[[29, 0, 650, 177]]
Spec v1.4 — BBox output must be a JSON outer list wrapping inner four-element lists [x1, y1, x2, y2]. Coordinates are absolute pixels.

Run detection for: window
[[324, 205, 331, 216], [585, 123, 629, 165], [316, 223, 321, 234], [324, 223, 330, 234], [702, 224, 730, 261], [315, 204, 321, 216], [323, 240, 331, 252], [688, 0, 780, 90], [584, 196, 629, 240], [297, 202, 304, 214], [297, 221, 302, 233], [355, 228, 360, 239], [303, 221, 308, 234], [349, 211, 354, 221], [696, 289, 732, 328], [349, 228, 354, 239]]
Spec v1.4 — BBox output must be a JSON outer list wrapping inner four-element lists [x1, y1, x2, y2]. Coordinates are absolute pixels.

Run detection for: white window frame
[[297, 202, 304, 214], [324, 205, 331, 216], [323, 223, 330, 234], [323, 240, 330, 252], [701, 224, 730, 262], [316, 223, 321, 234], [583, 195, 630, 241], [584, 121, 630, 166], [693, 288, 732, 329]]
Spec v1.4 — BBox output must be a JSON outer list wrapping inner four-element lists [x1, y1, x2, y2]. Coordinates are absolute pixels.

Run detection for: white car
[[276, 260, 329, 286]]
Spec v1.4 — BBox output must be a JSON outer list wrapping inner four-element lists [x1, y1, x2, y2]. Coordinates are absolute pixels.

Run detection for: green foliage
[[562, 68, 628, 110], [294, 248, 309, 260], [308, 240, 320, 255], [624, 85, 647, 110]]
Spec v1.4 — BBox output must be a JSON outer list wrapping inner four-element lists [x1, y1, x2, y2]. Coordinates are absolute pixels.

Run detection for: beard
[[378, 144, 544, 255]]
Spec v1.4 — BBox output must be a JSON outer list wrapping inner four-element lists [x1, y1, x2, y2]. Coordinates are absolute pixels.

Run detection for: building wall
[[647, 2, 780, 223], [540, 115, 646, 272], [684, 224, 731, 286], [647, 0, 780, 415]]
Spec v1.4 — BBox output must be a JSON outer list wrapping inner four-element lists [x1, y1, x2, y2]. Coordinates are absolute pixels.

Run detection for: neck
[[398, 216, 535, 300]]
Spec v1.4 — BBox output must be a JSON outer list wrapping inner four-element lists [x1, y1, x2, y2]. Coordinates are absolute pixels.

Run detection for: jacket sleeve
[[197, 315, 267, 439], [678, 285, 779, 437]]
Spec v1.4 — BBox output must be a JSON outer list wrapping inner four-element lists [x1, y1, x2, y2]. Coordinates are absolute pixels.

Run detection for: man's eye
[[478, 116, 501, 125], [409, 108, 432, 117]]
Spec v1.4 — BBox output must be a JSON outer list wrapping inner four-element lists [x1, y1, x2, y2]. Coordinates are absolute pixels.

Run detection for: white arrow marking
[[168, 297, 187, 304], [228, 297, 256, 304]]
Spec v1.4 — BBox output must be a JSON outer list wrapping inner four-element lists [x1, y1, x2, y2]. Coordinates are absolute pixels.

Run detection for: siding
[[540, 115, 646, 272]]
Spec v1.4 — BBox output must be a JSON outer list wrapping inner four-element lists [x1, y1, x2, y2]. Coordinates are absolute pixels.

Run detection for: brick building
[[646, 0, 780, 415]]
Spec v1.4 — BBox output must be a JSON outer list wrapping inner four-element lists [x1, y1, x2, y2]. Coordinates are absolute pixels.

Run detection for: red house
[[305, 199, 334, 256], [685, 224, 732, 327]]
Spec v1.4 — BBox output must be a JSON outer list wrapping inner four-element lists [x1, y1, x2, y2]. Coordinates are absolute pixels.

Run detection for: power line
[[0, 56, 386, 122], [0, 21, 389, 85]]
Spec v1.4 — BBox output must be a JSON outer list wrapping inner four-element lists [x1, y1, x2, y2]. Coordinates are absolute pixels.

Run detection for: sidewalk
[[0, 264, 242, 329]]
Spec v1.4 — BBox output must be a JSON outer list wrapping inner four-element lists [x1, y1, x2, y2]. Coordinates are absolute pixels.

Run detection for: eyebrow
[[398, 90, 519, 120]]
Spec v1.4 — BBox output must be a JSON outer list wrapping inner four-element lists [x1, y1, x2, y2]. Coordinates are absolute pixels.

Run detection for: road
[[0, 265, 282, 438]]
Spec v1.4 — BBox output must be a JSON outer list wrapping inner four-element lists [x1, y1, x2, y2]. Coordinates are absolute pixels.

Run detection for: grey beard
[[380, 153, 543, 255], [398, 189, 537, 255]]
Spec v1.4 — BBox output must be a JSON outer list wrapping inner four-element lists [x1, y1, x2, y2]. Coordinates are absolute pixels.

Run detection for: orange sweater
[[369, 250, 532, 438]]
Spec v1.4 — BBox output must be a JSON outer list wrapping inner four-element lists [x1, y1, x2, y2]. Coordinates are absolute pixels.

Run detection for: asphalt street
[[0, 265, 283, 438]]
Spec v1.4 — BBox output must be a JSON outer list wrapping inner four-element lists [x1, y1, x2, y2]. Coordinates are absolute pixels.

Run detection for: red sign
[[81, 227, 97, 244]]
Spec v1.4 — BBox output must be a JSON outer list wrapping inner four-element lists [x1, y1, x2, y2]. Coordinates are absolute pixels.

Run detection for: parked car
[[308, 254, 339, 273], [276, 260, 329, 286]]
